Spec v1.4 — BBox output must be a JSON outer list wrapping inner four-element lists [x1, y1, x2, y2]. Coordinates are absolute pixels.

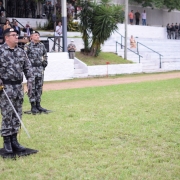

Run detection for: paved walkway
[[39, 72, 180, 91]]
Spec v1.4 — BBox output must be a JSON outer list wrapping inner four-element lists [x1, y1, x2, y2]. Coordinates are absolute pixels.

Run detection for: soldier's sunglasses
[[8, 34, 19, 37]]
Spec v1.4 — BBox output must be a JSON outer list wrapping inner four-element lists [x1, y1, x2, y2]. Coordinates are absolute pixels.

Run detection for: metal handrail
[[116, 41, 143, 63], [46, 36, 63, 50], [116, 31, 125, 49], [3, 9, 25, 28], [137, 41, 163, 68]]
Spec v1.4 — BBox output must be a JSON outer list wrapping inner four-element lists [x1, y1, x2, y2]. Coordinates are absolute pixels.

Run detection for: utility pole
[[54, 0, 56, 38], [61, 0, 67, 52], [124, 0, 128, 60]]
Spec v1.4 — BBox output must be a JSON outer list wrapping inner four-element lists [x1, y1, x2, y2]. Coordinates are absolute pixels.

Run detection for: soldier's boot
[[36, 102, 47, 112], [11, 133, 26, 152], [31, 102, 39, 114], [3, 136, 13, 153]]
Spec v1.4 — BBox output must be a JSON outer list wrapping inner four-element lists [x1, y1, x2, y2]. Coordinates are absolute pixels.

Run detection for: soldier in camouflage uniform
[[0, 28, 34, 154], [24, 30, 48, 114]]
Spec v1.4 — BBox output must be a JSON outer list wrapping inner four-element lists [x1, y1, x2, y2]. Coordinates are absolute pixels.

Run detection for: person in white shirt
[[51, 21, 62, 52], [141, 10, 146, 26]]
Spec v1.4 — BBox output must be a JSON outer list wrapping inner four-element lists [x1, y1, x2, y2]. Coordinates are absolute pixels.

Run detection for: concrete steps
[[73, 58, 88, 78]]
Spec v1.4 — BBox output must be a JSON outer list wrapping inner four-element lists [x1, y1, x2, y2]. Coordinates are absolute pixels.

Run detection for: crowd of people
[[128, 10, 147, 26], [0, 18, 35, 48], [166, 23, 180, 39]]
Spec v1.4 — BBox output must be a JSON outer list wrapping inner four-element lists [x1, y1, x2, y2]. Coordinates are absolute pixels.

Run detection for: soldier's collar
[[4, 43, 18, 50], [31, 41, 39, 45]]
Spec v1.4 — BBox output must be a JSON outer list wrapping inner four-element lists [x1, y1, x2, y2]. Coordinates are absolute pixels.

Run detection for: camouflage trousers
[[0, 85, 23, 137], [29, 76, 43, 103]]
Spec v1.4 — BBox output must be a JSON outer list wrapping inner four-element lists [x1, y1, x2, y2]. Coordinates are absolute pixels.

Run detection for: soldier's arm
[[42, 44, 48, 69], [23, 51, 34, 83]]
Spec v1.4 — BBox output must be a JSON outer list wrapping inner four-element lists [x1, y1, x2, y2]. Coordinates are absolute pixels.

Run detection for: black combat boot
[[36, 102, 47, 112], [3, 136, 13, 153], [11, 133, 26, 152], [31, 102, 39, 114]]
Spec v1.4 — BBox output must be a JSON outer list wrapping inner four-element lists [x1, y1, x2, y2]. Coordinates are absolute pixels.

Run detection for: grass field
[[75, 52, 133, 65], [0, 78, 180, 180]]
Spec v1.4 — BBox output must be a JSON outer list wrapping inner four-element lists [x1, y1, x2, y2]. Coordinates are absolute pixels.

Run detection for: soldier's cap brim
[[3, 28, 18, 36]]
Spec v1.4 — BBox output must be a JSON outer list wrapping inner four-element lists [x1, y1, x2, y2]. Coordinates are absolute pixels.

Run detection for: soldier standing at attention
[[24, 31, 48, 114], [0, 28, 34, 153]]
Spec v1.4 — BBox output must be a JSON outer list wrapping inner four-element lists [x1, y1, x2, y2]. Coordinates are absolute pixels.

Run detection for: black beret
[[3, 28, 17, 36], [30, 30, 40, 35]]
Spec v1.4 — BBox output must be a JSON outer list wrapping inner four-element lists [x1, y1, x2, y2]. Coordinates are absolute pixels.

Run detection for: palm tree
[[78, 0, 124, 57]]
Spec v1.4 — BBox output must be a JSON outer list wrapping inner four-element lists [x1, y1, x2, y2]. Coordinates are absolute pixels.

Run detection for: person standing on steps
[[24, 30, 48, 114], [142, 10, 146, 26], [0, 28, 34, 154], [135, 10, 140, 25], [128, 10, 134, 25]]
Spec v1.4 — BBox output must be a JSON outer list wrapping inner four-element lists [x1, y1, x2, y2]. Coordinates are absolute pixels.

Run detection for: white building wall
[[88, 64, 142, 76], [106, 0, 180, 27]]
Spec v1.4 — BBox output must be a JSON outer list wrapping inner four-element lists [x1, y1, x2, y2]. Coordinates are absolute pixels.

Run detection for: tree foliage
[[130, 0, 180, 11], [77, 0, 124, 57]]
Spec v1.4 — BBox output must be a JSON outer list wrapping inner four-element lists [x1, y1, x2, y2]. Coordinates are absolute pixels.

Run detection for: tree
[[130, 0, 180, 11], [78, 0, 124, 57]]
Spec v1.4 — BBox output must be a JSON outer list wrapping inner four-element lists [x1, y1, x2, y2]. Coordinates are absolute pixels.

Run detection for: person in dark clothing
[[0, 1, 5, 17], [170, 23, 175, 39], [166, 23, 171, 39], [135, 10, 140, 25], [174, 23, 179, 39], [13, 21, 21, 36], [22, 24, 33, 37]]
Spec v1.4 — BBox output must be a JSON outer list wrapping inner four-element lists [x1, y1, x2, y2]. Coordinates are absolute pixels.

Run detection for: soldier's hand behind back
[[42, 60, 48, 69], [27, 81, 32, 97], [0, 79, 3, 91]]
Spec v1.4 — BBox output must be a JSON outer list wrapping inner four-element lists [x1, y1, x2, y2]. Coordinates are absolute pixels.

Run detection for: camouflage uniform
[[0, 43, 33, 137], [24, 41, 48, 105]]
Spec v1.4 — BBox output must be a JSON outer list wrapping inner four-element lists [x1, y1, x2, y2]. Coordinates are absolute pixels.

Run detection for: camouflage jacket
[[0, 43, 33, 83], [24, 41, 48, 77]]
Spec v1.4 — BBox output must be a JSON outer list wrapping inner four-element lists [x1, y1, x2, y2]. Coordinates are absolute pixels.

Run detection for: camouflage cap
[[30, 30, 40, 35], [3, 28, 17, 36]]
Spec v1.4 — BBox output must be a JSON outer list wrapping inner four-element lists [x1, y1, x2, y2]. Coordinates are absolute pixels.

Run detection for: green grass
[[0, 78, 180, 179], [75, 52, 133, 65]]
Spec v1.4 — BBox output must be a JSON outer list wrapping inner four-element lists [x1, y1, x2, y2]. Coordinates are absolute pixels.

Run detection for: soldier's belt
[[2, 79, 22, 85], [32, 63, 42, 67]]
